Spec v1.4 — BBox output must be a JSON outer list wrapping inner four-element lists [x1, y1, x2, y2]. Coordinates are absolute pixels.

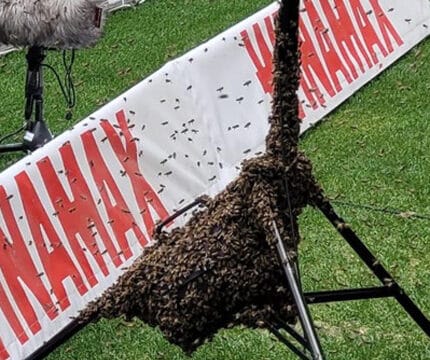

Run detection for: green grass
[[296, 37, 430, 359], [0, 0, 429, 359]]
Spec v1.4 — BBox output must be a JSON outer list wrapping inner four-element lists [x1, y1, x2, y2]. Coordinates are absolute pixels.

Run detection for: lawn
[[0, 0, 429, 359]]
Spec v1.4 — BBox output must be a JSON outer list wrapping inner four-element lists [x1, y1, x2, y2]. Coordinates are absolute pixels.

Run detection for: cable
[[330, 199, 430, 221], [42, 49, 76, 121], [0, 123, 26, 144], [0, 49, 76, 148], [63, 49, 76, 112]]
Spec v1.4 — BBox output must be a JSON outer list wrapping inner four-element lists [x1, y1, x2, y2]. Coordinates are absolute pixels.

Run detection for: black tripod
[[265, 197, 430, 360], [0, 46, 53, 154], [155, 195, 430, 360]]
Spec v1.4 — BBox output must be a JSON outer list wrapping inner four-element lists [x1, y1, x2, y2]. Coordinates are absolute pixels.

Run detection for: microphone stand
[[0, 46, 53, 154]]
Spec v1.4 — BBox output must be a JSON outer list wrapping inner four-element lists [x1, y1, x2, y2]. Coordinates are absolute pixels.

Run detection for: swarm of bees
[[78, 0, 326, 352]]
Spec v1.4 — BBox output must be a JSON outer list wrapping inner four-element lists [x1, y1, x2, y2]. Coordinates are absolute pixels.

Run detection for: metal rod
[[266, 322, 311, 360], [154, 197, 206, 235], [25, 320, 86, 360], [0, 143, 25, 153], [273, 221, 325, 360], [317, 199, 430, 337], [25, 47, 45, 124], [305, 286, 395, 304], [272, 315, 310, 349]]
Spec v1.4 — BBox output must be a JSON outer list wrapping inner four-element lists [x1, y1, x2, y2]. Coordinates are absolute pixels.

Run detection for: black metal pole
[[317, 199, 430, 337], [25, 320, 87, 360], [305, 286, 395, 304], [154, 197, 207, 235], [266, 321, 311, 360], [0, 46, 52, 154], [23, 46, 52, 151], [24, 47, 44, 122], [273, 221, 325, 360], [0, 143, 25, 153]]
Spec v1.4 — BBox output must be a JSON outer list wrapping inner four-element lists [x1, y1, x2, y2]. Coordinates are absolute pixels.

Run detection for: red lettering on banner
[[319, 0, 371, 77], [37, 144, 122, 287], [0, 186, 56, 337], [99, 110, 169, 235], [369, 0, 403, 52], [304, 0, 353, 92], [350, 0, 388, 64], [16, 172, 88, 310], [240, 13, 276, 94], [241, 9, 337, 109], [299, 19, 335, 109], [241, 1, 403, 115], [0, 283, 28, 344], [0, 338, 9, 360], [241, 13, 306, 116], [81, 130, 148, 254], [264, 13, 276, 47]]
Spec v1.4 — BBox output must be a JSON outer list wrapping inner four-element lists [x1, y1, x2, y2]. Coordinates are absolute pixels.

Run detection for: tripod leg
[[0, 143, 26, 153], [265, 321, 311, 360], [0, 47, 52, 155], [23, 47, 52, 151], [273, 221, 325, 360], [316, 198, 430, 337]]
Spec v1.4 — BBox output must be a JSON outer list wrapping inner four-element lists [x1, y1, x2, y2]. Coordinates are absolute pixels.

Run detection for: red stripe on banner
[[0, 185, 57, 339], [242, 0, 404, 115], [320, 0, 371, 77], [0, 109, 170, 357], [0, 338, 9, 360], [81, 128, 148, 253], [369, 0, 404, 51], [15, 171, 89, 311], [299, 17, 336, 109], [264, 12, 276, 45], [351, 0, 389, 64], [37, 144, 123, 288], [99, 110, 170, 235], [305, 0, 354, 92], [240, 17, 274, 95], [0, 282, 28, 344]]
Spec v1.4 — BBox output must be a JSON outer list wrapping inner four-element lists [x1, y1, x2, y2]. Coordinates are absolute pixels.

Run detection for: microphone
[[0, 0, 106, 49]]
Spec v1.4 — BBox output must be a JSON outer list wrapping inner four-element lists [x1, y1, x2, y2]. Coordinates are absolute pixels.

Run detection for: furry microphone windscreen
[[0, 0, 106, 49]]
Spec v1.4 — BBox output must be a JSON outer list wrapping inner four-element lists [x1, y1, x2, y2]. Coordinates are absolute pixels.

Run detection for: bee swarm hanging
[[78, 0, 326, 352]]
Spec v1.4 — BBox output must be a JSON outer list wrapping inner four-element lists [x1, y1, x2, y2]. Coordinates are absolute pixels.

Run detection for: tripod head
[[0, 1, 107, 154]]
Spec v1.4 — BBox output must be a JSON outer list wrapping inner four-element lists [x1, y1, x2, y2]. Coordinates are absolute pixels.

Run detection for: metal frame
[[155, 197, 430, 360], [28, 196, 430, 360], [154, 196, 207, 235], [265, 199, 430, 360], [272, 220, 325, 360], [314, 200, 430, 335]]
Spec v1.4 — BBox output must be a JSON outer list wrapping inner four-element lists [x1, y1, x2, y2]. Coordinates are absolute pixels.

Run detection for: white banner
[[0, 1, 428, 359]]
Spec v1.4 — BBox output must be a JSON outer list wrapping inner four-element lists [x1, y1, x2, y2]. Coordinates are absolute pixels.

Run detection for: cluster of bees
[[78, 0, 326, 353]]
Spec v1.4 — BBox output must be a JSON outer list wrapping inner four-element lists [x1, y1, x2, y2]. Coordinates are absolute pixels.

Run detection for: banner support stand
[[265, 197, 430, 359]]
